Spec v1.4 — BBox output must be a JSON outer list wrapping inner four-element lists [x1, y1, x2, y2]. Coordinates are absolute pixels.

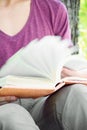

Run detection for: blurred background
[[61, 0, 87, 58], [78, 0, 87, 59]]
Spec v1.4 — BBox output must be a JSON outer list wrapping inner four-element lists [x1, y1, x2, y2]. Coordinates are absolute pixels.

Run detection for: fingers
[[61, 67, 77, 78], [61, 67, 87, 79], [6, 96, 18, 102], [61, 67, 69, 78], [0, 96, 17, 103]]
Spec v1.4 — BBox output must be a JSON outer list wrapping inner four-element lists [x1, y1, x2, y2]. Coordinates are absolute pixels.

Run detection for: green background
[[78, 0, 87, 58]]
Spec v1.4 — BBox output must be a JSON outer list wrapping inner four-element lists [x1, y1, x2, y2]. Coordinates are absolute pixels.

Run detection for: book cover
[[0, 76, 87, 98]]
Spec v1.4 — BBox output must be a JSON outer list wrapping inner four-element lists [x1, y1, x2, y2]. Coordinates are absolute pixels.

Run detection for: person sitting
[[0, 0, 87, 130]]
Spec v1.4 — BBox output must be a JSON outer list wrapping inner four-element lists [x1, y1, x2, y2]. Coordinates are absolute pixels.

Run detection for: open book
[[0, 36, 72, 98]]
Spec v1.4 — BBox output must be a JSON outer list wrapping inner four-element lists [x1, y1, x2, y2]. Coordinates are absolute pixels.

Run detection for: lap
[[29, 84, 87, 130], [0, 84, 86, 130]]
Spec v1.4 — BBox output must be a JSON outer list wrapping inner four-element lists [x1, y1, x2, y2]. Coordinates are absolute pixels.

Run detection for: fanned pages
[[0, 36, 71, 98], [63, 55, 87, 72], [0, 36, 70, 82]]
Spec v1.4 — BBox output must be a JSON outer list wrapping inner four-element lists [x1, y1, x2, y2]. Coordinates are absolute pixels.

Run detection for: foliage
[[78, 0, 87, 58]]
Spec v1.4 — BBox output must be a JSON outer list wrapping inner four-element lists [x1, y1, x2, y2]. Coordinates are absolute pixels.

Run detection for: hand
[[61, 67, 78, 78], [0, 96, 18, 105], [61, 67, 87, 78]]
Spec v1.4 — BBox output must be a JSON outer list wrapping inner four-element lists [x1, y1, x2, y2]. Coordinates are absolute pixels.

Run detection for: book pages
[[63, 55, 87, 72], [0, 36, 70, 82]]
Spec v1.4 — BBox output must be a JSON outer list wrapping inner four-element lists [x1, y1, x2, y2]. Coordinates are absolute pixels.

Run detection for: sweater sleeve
[[53, 2, 71, 40]]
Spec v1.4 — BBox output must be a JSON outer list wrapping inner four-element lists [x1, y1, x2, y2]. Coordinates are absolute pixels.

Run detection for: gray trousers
[[0, 84, 87, 130]]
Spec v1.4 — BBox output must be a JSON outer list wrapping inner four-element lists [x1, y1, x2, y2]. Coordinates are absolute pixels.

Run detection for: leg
[[0, 103, 40, 130], [30, 84, 87, 130]]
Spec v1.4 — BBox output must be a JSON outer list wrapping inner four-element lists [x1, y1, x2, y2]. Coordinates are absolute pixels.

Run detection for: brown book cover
[[0, 76, 87, 98]]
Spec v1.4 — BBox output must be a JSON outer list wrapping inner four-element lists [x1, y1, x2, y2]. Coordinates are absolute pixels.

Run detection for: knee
[[0, 103, 38, 130], [51, 84, 87, 129], [66, 83, 87, 103], [0, 103, 34, 121], [0, 104, 23, 127], [54, 83, 87, 107], [61, 83, 87, 115], [0, 104, 18, 129], [47, 84, 87, 122], [61, 84, 87, 129]]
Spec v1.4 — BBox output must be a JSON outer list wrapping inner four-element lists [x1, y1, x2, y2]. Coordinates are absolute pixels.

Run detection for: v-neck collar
[[0, 0, 33, 40]]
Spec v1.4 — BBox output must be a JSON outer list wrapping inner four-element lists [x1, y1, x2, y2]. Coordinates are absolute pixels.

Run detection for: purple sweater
[[0, 0, 71, 68]]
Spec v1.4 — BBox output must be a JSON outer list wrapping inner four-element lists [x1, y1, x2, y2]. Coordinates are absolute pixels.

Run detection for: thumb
[[5, 96, 18, 102]]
